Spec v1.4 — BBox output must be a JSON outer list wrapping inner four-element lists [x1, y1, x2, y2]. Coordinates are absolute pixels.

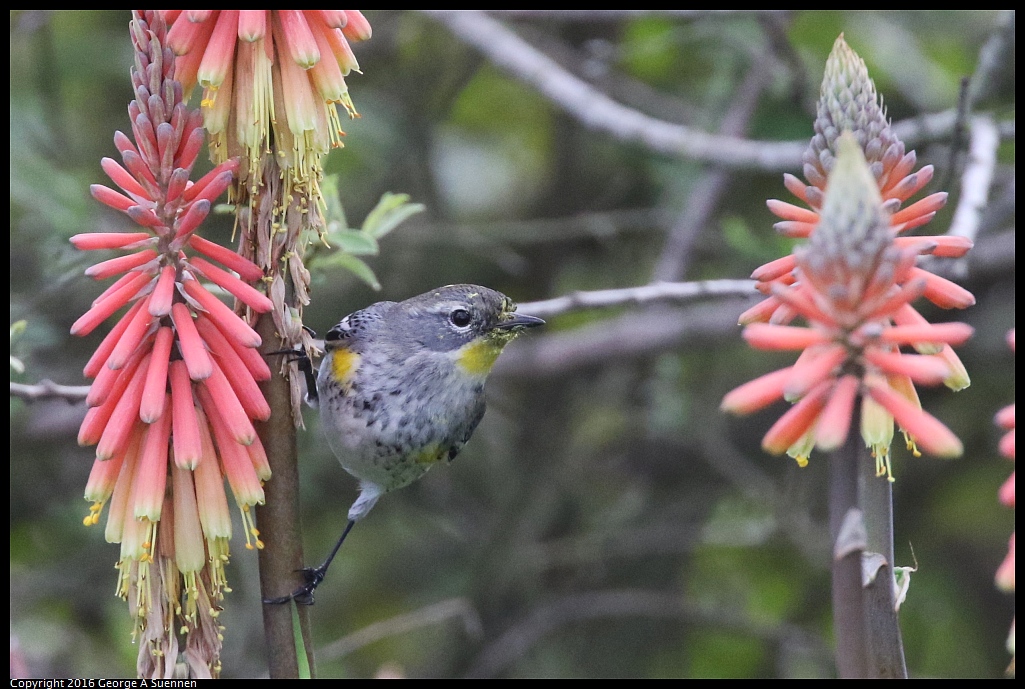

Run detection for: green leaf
[[290, 601, 312, 679], [10, 320, 27, 374], [330, 230, 379, 256], [10, 320, 27, 343], [331, 253, 382, 290], [321, 174, 349, 231], [362, 192, 425, 239]]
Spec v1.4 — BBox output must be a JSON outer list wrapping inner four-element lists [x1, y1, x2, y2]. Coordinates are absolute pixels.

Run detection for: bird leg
[[263, 519, 356, 605]]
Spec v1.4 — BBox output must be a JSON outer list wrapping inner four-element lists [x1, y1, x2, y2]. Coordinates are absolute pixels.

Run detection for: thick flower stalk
[[743, 35, 973, 394], [722, 133, 972, 477], [73, 11, 272, 678], [161, 11, 372, 416]]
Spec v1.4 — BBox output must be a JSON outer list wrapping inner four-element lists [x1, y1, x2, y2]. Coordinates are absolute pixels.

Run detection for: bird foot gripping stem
[[263, 566, 327, 606], [270, 335, 319, 406], [263, 519, 357, 606]]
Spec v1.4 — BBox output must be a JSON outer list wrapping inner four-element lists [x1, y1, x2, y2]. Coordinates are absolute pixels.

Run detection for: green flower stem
[[859, 454, 908, 678], [830, 413, 868, 678]]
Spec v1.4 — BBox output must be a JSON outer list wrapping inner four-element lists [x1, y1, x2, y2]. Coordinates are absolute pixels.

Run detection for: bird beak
[[494, 313, 545, 330]]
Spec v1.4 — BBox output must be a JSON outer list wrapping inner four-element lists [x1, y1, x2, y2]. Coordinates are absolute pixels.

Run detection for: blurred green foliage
[[10, 10, 1014, 678]]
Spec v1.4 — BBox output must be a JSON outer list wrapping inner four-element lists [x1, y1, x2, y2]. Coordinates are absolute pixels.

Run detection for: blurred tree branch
[[946, 116, 1000, 265], [10, 380, 89, 402], [318, 598, 482, 662], [466, 588, 826, 677], [519, 279, 757, 318], [423, 10, 1008, 171], [488, 10, 790, 21]]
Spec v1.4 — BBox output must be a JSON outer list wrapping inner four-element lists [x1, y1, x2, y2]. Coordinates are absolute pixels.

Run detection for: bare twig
[[423, 11, 994, 171], [517, 279, 757, 319], [319, 598, 482, 662], [10, 380, 89, 403]]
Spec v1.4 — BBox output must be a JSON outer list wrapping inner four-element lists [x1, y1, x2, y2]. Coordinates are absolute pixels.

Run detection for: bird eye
[[449, 309, 472, 328]]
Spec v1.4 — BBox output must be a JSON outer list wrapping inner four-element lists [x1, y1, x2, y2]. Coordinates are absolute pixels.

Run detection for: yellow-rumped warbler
[[267, 284, 543, 604]]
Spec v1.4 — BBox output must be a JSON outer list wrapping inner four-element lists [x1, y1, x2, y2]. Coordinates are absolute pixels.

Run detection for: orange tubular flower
[[722, 133, 972, 478], [743, 35, 973, 394], [74, 12, 272, 679]]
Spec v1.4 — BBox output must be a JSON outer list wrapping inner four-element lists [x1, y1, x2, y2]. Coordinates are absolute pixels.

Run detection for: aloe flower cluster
[[163, 10, 369, 187], [160, 10, 372, 415], [722, 130, 972, 477], [722, 36, 975, 476], [743, 35, 973, 395], [72, 12, 273, 678]]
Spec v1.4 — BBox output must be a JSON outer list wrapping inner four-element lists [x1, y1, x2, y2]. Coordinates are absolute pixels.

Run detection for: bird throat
[[455, 339, 504, 376]]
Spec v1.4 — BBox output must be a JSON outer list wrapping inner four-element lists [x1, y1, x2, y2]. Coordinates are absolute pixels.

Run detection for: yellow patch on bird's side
[[456, 339, 503, 376], [330, 348, 360, 384], [414, 444, 445, 465]]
